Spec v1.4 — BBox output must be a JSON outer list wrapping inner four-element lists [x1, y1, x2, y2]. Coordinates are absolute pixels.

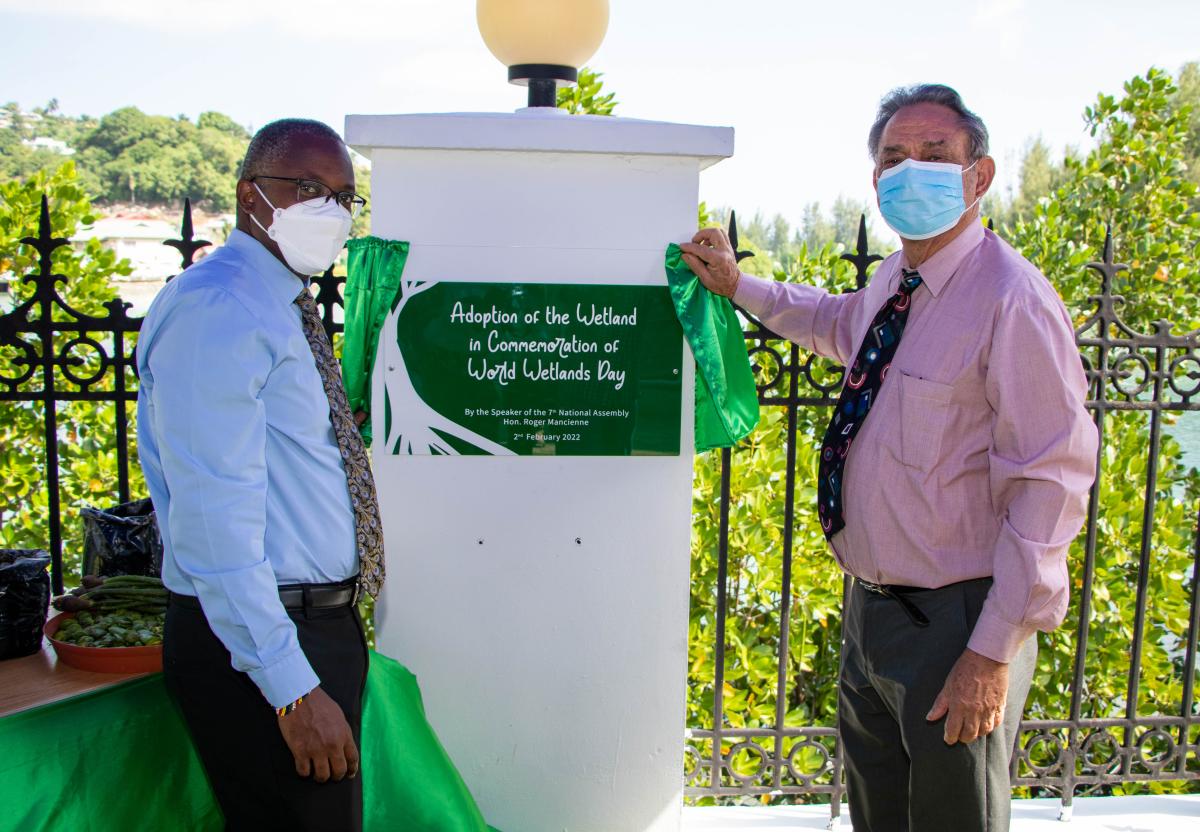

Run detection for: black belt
[[169, 578, 360, 613], [856, 579, 931, 628]]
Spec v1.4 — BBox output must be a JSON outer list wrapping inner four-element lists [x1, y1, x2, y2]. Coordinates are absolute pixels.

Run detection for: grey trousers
[[839, 577, 1037, 832]]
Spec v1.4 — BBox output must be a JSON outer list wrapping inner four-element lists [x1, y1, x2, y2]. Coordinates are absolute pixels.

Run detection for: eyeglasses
[[253, 175, 367, 216]]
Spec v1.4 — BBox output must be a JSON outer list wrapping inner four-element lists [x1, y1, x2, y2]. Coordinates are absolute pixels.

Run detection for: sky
[[2, 0, 1199, 237]]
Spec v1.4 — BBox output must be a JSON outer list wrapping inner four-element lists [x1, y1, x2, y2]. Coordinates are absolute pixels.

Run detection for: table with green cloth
[[0, 651, 501, 832]]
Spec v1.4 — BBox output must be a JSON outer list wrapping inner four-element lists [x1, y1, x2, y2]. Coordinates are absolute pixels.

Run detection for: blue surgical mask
[[876, 158, 980, 241]]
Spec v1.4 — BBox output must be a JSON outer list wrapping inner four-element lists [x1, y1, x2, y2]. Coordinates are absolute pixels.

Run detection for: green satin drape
[[664, 244, 760, 451], [342, 237, 411, 447], [0, 651, 500, 832]]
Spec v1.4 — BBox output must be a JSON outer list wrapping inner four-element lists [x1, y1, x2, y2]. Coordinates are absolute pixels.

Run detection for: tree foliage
[[556, 67, 618, 115], [1013, 67, 1200, 332], [984, 136, 1074, 230], [2, 103, 249, 212], [1172, 61, 1200, 209], [73, 107, 247, 211]]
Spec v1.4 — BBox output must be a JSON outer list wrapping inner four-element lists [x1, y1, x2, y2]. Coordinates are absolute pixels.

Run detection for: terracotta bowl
[[44, 612, 163, 674]]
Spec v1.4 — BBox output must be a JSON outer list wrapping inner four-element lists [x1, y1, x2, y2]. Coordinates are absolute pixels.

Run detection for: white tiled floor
[[681, 795, 1200, 831]]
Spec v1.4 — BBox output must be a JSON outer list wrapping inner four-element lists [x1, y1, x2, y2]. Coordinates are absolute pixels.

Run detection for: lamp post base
[[527, 78, 557, 107], [508, 64, 578, 108]]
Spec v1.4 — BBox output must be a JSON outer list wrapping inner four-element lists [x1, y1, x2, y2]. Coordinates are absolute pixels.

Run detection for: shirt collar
[[900, 220, 985, 298], [224, 228, 306, 308]]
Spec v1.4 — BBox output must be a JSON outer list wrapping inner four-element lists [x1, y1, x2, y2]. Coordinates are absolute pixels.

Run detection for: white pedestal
[[346, 109, 732, 832]]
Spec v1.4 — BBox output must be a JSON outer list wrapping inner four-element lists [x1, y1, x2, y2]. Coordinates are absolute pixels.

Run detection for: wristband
[[275, 690, 311, 718]]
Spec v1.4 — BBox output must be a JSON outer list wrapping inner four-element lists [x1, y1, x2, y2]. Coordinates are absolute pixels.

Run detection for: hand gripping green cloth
[[342, 236, 410, 447], [0, 651, 501, 832], [665, 243, 760, 451]]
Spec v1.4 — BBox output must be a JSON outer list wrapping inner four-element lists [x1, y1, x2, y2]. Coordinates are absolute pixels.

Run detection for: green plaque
[[385, 281, 683, 456]]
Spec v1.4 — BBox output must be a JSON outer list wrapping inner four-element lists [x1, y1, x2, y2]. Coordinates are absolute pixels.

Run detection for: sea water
[[1174, 411, 1200, 475]]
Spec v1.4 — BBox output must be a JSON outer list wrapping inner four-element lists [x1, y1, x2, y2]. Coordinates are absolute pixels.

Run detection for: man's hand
[[277, 686, 360, 783], [353, 410, 368, 428], [926, 648, 1009, 745], [678, 228, 742, 298]]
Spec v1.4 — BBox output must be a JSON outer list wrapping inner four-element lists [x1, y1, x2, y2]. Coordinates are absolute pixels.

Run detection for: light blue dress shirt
[[137, 229, 358, 708]]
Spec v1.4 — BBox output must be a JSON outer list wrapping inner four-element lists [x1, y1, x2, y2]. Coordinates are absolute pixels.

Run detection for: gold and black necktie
[[295, 288, 385, 598]]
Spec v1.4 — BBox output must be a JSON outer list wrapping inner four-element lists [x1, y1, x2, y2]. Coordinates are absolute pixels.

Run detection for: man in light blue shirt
[[138, 118, 376, 830]]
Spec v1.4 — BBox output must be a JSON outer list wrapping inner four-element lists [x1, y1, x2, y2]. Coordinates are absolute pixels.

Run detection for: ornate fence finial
[[311, 263, 346, 343], [163, 198, 212, 276], [840, 214, 882, 290], [20, 195, 70, 280], [1086, 223, 1127, 299], [181, 198, 195, 239], [726, 210, 755, 263]]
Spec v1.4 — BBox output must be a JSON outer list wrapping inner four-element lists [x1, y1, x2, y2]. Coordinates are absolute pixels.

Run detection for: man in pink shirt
[[680, 84, 1097, 830]]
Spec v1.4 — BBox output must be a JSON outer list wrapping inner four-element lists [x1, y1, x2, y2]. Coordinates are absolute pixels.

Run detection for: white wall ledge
[[345, 111, 733, 168]]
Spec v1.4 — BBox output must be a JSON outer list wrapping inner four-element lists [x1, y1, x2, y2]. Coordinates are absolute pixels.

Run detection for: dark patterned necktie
[[817, 268, 923, 541], [295, 289, 385, 598]]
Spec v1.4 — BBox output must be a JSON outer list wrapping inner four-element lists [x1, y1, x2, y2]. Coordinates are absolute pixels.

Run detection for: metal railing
[[2, 199, 1197, 813]]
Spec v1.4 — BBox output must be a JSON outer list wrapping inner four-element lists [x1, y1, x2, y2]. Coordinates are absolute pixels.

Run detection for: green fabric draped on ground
[[664, 243, 760, 451], [342, 236, 411, 446], [0, 651, 500, 832]]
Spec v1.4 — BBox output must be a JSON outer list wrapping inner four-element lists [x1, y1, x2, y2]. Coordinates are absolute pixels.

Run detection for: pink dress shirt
[[733, 222, 1098, 663]]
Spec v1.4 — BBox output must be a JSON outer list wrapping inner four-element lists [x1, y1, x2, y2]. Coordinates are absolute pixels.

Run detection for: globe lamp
[[477, 0, 610, 107]]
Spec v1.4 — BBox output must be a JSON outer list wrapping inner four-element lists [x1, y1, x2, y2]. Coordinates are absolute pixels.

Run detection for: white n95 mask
[[251, 183, 352, 276]]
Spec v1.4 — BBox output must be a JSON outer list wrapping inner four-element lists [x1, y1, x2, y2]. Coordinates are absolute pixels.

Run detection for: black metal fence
[[2, 199, 1198, 816]]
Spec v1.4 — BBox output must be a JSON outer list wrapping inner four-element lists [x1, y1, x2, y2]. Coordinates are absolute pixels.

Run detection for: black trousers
[[164, 597, 368, 832], [839, 578, 1037, 832]]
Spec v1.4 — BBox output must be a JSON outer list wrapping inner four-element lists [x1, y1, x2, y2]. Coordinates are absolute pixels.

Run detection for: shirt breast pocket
[[896, 371, 955, 473]]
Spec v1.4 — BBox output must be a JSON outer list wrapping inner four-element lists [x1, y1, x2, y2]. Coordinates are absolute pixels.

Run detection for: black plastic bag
[[81, 498, 163, 578], [0, 549, 51, 660]]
